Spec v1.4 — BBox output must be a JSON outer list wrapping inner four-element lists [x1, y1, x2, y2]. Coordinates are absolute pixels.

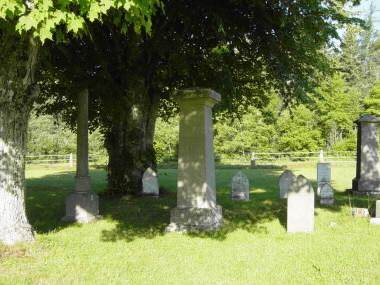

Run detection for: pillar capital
[[175, 88, 221, 107], [356, 115, 380, 124]]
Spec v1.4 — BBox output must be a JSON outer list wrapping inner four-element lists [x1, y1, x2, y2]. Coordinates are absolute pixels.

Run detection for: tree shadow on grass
[[25, 168, 107, 233], [26, 167, 351, 243], [99, 168, 346, 242]]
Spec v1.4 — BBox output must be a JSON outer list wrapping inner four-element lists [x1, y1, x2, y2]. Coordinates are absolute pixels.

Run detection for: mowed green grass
[[1, 162, 380, 284]]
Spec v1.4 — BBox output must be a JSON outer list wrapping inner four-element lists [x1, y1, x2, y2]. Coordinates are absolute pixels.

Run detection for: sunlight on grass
[[0, 163, 379, 284]]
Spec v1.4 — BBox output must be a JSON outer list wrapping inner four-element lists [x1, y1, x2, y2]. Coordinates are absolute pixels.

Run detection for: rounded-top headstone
[[142, 167, 159, 196], [279, 170, 296, 199], [231, 171, 250, 201], [289, 175, 314, 195]]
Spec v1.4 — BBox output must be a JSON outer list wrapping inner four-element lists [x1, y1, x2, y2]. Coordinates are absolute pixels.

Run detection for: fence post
[[69, 153, 74, 167], [319, 150, 324, 162], [250, 152, 256, 168]]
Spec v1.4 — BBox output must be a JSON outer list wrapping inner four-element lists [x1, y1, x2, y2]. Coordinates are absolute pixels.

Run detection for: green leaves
[[1, 0, 161, 43], [0, 0, 24, 19], [364, 82, 380, 117]]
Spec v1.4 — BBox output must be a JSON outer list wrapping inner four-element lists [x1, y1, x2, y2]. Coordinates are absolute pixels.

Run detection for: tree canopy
[[364, 81, 380, 116], [0, 0, 161, 41]]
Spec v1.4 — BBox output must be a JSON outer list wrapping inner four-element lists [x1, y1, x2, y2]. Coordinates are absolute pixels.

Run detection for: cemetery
[[1, 0, 380, 284]]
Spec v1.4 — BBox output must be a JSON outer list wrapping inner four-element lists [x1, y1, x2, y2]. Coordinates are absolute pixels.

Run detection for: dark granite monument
[[352, 115, 380, 195]]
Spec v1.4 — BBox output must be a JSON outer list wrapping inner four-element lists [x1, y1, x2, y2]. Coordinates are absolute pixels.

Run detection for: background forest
[[28, 13, 380, 162]]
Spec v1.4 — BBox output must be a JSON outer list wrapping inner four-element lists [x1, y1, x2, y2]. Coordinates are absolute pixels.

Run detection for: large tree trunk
[[105, 88, 158, 195], [0, 34, 39, 245]]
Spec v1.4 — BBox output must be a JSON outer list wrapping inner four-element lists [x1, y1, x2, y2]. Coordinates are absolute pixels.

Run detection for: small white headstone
[[319, 183, 334, 206], [231, 171, 250, 201], [287, 175, 314, 233], [279, 170, 296, 199], [317, 163, 331, 196], [370, 200, 380, 225], [352, 208, 369, 218], [142, 168, 159, 196], [376, 200, 380, 218]]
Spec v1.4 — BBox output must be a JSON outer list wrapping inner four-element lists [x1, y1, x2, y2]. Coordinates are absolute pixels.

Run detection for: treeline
[[155, 20, 380, 161], [27, 17, 380, 161]]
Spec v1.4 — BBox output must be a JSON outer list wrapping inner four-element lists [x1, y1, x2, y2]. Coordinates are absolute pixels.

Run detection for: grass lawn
[[1, 162, 380, 284]]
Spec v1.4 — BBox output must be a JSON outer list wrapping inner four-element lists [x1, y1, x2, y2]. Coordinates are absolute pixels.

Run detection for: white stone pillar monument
[[166, 89, 223, 232], [352, 115, 380, 194], [63, 89, 99, 223]]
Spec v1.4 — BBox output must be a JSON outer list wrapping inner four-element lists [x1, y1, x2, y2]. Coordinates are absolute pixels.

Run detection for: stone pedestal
[[352, 115, 380, 194], [63, 190, 99, 223], [63, 89, 99, 223], [287, 175, 314, 233], [167, 206, 223, 232], [166, 89, 223, 232]]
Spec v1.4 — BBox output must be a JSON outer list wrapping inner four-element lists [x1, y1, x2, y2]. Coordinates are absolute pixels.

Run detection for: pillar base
[[352, 178, 380, 194], [320, 198, 334, 206], [62, 192, 99, 223], [231, 192, 250, 201], [166, 206, 223, 232]]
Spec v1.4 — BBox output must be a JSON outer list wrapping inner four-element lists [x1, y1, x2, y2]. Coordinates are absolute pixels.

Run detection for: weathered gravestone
[[287, 175, 314, 233], [231, 171, 250, 201], [319, 183, 334, 206], [317, 162, 331, 196], [279, 170, 296, 199], [352, 207, 370, 218], [166, 89, 223, 232], [142, 168, 159, 196], [352, 115, 380, 194]]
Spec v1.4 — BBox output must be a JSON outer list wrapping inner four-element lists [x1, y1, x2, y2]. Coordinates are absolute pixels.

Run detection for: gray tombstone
[[317, 162, 331, 196], [352, 115, 380, 194], [231, 171, 250, 201], [279, 170, 296, 199], [287, 175, 315, 233], [142, 168, 159, 196], [319, 183, 334, 206]]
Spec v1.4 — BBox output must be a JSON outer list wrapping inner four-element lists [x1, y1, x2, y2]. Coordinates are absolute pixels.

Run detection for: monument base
[[352, 178, 380, 194], [320, 198, 334, 206], [140, 192, 159, 198], [62, 192, 100, 223], [166, 206, 223, 232], [231, 192, 249, 201]]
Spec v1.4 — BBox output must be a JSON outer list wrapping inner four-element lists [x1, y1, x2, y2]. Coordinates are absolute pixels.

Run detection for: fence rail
[[216, 150, 358, 166], [26, 154, 104, 165], [26, 150, 360, 166]]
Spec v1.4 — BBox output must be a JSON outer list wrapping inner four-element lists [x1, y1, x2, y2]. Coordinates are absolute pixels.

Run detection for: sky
[[350, 0, 380, 31]]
